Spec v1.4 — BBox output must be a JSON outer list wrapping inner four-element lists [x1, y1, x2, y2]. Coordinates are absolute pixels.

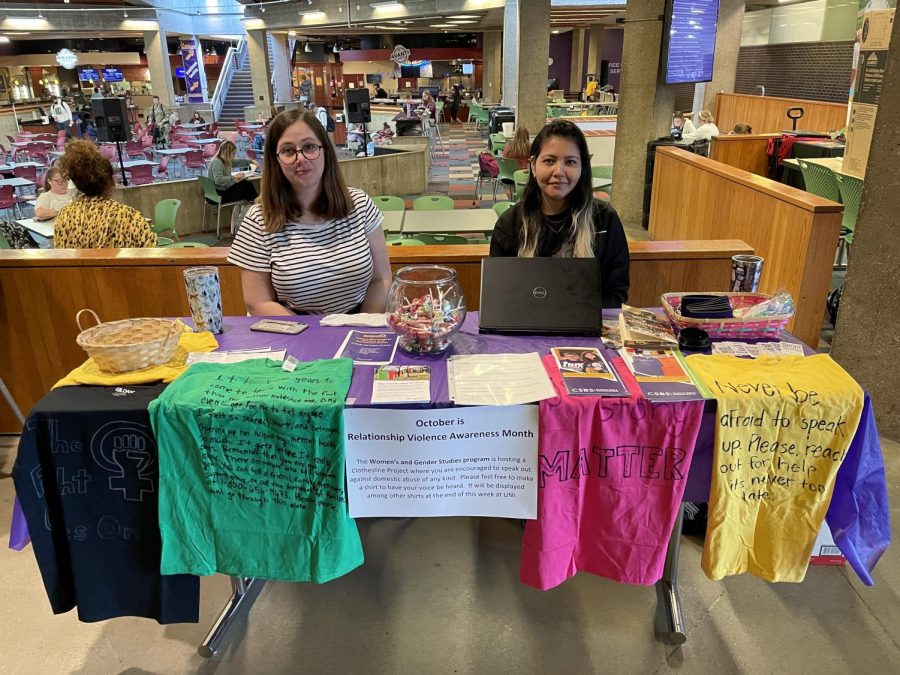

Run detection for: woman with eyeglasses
[[34, 166, 75, 221], [227, 109, 392, 316], [489, 120, 630, 308]]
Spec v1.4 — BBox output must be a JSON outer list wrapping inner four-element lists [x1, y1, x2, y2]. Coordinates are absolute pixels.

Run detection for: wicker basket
[[661, 292, 793, 340], [75, 309, 182, 374]]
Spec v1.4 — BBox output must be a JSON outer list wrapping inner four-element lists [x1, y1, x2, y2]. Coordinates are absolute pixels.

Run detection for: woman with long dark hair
[[489, 120, 629, 308], [227, 109, 391, 315]]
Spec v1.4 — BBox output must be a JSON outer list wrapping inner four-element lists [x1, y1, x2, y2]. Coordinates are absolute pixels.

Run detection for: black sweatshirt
[[489, 199, 630, 308]]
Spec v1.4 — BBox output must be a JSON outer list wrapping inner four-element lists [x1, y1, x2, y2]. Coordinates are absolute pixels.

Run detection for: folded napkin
[[320, 313, 388, 327]]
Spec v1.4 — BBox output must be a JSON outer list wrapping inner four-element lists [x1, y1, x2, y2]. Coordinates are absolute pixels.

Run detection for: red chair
[[26, 143, 48, 165], [245, 148, 258, 163], [155, 155, 171, 180], [127, 164, 154, 185], [143, 149, 154, 162], [0, 184, 20, 219], [125, 140, 144, 158], [172, 141, 189, 150], [201, 143, 218, 163], [99, 144, 117, 162], [209, 122, 219, 134], [141, 135, 153, 149], [13, 165, 37, 182], [183, 149, 205, 177]]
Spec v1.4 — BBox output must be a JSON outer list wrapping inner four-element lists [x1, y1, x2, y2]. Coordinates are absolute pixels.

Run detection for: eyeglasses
[[276, 143, 323, 164]]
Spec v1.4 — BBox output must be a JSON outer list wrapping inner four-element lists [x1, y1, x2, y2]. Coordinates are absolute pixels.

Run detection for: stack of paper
[[711, 341, 806, 357], [448, 353, 556, 405], [186, 349, 286, 365], [618, 305, 678, 349]]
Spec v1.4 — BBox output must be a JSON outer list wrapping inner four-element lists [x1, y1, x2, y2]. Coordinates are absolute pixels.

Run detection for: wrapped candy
[[386, 266, 467, 354]]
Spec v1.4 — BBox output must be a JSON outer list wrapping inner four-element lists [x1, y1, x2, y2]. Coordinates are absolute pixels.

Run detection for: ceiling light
[[371, 1, 404, 9], [0, 37, 9, 43], [304, 41, 312, 52], [452, 15, 480, 19], [299, 10, 326, 18], [123, 10, 128, 18], [333, 43, 340, 52], [447, 20, 477, 24], [289, 30, 297, 35], [551, 29, 559, 34]]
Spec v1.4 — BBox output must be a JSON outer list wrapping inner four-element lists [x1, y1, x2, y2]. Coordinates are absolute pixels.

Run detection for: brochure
[[711, 341, 807, 358], [334, 331, 399, 365], [371, 365, 432, 404], [550, 347, 630, 397], [619, 347, 704, 401], [618, 305, 678, 349]]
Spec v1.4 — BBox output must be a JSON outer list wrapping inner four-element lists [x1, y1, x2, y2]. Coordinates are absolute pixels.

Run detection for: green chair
[[495, 157, 519, 199], [489, 133, 507, 155], [469, 104, 490, 133], [591, 165, 613, 180], [387, 237, 426, 246], [153, 198, 181, 241], [797, 159, 840, 203], [197, 175, 245, 238], [372, 195, 406, 212], [834, 173, 863, 268], [156, 236, 175, 246], [164, 241, 211, 248], [0, 233, 10, 248], [413, 195, 455, 210], [415, 233, 469, 245], [512, 169, 529, 201], [493, 201, 514, 216]]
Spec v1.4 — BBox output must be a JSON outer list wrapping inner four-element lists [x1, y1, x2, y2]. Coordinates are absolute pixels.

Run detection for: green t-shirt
[[149, 358, 362, 583]]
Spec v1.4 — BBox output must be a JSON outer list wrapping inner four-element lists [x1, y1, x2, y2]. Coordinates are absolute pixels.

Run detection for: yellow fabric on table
[[55, 330, 219, 388], [685, 354, 863, 583]]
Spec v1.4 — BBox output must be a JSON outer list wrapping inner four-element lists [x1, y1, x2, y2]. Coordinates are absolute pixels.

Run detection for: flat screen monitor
[[400, 65, 420, 78], [366, 74, 382, 84], [102, 68, 124, 82], [662, 0, 720, 84], [462, 63, 474, 75], [79, 68, 99, 82]]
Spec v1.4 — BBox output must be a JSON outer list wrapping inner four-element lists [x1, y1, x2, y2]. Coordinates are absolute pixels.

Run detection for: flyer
[[619, 347, 705, 401], [550, 347, 630, 397], [334, 331, 399, 365], [371, 365, 432, 404]]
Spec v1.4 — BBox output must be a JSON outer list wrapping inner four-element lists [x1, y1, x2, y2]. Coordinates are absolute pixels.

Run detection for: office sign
[[344, 406, 539, 519], [180, 38, 204, 103], [56, 49, 78, 70]]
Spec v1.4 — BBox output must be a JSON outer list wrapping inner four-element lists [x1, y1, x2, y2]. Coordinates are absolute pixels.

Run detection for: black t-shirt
[[12, 384, 200, 623], [488, 199, 630, 308]]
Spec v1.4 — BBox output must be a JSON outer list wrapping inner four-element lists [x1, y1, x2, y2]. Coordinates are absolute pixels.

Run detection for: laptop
[[479, 258, 602, 336]]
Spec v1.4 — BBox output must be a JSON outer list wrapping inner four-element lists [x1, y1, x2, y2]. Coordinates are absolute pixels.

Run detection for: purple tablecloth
[[10, 313, 890, 585]]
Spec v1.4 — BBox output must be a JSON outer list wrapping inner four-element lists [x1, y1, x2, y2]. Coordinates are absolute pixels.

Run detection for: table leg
[[654, 505, 687, 645], [197, 576, 265, 658]]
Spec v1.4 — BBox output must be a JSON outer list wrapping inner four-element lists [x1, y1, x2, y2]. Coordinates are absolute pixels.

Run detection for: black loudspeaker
[[345, 88, 371, 124], [92, 97, 129, 143]]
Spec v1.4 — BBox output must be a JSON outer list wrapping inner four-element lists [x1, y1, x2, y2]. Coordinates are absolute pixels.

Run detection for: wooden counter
[[709, 133, 780, 176], [714, 93, 847, 135], [648, 146, 842, 347], [0, 239, 751, 431]]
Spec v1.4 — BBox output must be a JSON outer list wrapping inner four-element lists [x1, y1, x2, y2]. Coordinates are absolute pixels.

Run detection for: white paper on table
[[186, 349, 286, 365], [320, 313, 388, 327], [778, 341, 806, 356], [371, 366, 431, 404], [447, 353, 556, 405]]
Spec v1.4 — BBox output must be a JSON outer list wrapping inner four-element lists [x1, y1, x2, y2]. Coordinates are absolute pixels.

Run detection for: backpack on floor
[[326, 113, 335, 133], [478, 151, 499, 178]]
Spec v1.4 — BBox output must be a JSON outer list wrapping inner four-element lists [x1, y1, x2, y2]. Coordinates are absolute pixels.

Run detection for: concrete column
[[143, 29, 175, 107], [586, 24, 604, 80], [569, 28, 586, 93], [501, 0, 518, 109], [483, 31, 503, 104], [247, 29, 273, 108], [516, 0, 552, 134], [701, 0, 746, 114], [830, 16, 900, 438], [271, 33, 292, 104], [609, 0, 676, 228]]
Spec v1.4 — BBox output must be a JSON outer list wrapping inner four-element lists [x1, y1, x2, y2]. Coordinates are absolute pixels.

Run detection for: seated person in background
[[375, 84, 388, 99], [227, 109, 391, 316], [502, 126, 531, 170], [584, 78, 598, 102], [731, 123, 753, 135], [372, 122, 395, 144], [190, 111, 206, 125], [208, 140, 259, 204], [53, 141, 155, 249], [420, 90, 437, 118], [673, 111, 696, 138], [34, 166, 75, 220], [489, 120, 630, 308], [84, 116, 98, 143], [346, 122, 366, 147], [682, 110, 720, 142], [252, 130, 266, 154]]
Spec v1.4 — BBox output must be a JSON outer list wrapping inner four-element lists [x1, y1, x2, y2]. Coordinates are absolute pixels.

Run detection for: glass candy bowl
[[386, 265, 467, 354]]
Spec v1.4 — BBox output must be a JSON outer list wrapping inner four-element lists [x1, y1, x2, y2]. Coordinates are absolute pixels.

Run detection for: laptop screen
[[479, 258, 602, 335]]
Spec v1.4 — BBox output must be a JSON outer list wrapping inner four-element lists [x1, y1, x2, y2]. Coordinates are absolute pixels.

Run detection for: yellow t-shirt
[[686, 354, 863, 582], [56, 330, 219, 388]]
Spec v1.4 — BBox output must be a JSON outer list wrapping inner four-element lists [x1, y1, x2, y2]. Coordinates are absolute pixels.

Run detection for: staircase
[[217, 69, 254, 131]]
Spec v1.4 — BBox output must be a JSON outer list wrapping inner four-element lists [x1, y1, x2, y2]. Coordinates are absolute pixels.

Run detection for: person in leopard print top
[[54, 141, 156, 249]]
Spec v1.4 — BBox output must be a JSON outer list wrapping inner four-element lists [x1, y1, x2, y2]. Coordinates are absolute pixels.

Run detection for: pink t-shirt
[[520, 355, 705, 589]]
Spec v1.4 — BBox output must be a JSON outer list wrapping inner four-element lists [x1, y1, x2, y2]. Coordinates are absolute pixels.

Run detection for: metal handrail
[[211, 37, 247, 122]]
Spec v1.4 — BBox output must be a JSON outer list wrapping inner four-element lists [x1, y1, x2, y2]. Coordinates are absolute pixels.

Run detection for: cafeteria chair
[[591, 164, 613, 180], [202, 143, 219, 164], [246, 148, 258, 163], [489, 133, 507, 155], [184, 150, 205, 178], [834, 174, 863, 269], [26, 143, 48, 165], [99, 144, 117, 162], [797, 159, 840, 203], [415, 233, 469, 245], [387, 236, 426, 246], [12, 164, 37, 183], [493, 201, 513, 217], [198, 175, 245, 238], [0, 185, 21, 219], [153, 198, 182, 241], [156, 236, 176, 247], [163, 241, 210, 248], [412, 195, 455, 210], [155, 155, 172, 181], [512, 169, 529, 201], [496, 157, 520, 200], [470, 105, 491, 134], [127, 164, 154, 186], [0, 233, 10, 248], [372, 195, 406, 212]]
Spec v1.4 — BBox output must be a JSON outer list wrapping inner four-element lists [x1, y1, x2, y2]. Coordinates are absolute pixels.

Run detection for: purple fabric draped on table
[[8, 313, 891, 587]]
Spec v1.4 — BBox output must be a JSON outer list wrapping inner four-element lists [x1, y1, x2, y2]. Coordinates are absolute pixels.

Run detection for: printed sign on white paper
[[344, 406, 538, 518]]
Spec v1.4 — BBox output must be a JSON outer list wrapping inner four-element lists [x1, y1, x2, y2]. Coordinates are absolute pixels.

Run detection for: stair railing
[[211, 37, 247, 123]]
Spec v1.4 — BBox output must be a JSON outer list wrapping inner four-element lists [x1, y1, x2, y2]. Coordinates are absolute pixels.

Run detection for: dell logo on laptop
[[532, 287, 548, 299]]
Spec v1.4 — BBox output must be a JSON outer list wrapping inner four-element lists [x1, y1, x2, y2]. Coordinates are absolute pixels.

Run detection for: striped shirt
[[227, 188, 384, 314]]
